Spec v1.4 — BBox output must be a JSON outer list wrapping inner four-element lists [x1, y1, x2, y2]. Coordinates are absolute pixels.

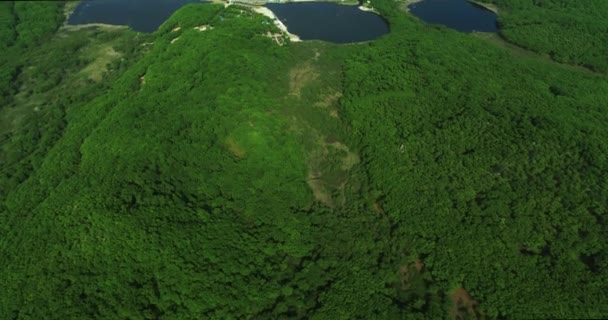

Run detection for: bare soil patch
[[289, 63, 319, 97], [450, 287, 481, 320], [225, 137, 246, 158]]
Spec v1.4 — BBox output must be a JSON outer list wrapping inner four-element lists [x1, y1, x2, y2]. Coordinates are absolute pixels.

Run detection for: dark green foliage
[[1, 0, 608, 319], [0, 1, 64, 107], [14, 1, 64, 47], [0, 2, 17, 49], [486, 0, 608, 72], [340, 0, 608, 317]]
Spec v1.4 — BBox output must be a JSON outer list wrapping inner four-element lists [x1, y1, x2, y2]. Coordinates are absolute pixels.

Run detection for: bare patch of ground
[[328, 141, 359, 170], [373, 201, 385, 214], [225, 137, 246, 158], [265, 32, 286, 46], [450, 288, 481, 320], [314, 91, 342, 108], [398, 259, 425, 290], [313, 49, 321, 61], [307, 171, 334, 207], [289, 63, 319, 97], [305, 134, 359, 206], [314, 91, 342, 118], [194, 25, 213, 32]]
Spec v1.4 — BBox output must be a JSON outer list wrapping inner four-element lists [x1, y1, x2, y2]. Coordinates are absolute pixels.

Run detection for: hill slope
[[1, 1, 607, 319]]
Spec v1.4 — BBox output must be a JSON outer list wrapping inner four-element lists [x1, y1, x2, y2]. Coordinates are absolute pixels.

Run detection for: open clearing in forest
[[80, 44, 122, 82], [450, 288, 480, 319], [289, 63, 319, 97], [280, 43, 360, 208]]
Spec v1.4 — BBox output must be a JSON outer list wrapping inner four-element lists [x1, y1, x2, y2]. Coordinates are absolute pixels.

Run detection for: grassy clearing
[[79, 43, 122, 82], [274, 41, 363, 207]]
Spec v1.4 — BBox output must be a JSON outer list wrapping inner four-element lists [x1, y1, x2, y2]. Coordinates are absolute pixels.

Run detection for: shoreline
[[253, 7, 302, 42], [358, 5, 380, 14], [287, 0, 359, 4], [403, 0, 499, 14], [402, 0, 425, 12], [61, 23, 130, 32], [467, 0, 499, 14]]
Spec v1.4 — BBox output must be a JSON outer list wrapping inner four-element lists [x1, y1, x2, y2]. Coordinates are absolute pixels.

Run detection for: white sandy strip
[[61, 23, 129, 31], [253, 7, 301, 42], [358, 5, 379, 13]]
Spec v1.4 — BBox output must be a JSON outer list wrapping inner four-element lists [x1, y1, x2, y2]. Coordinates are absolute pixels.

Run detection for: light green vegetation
[[1, 1, 607, 319]]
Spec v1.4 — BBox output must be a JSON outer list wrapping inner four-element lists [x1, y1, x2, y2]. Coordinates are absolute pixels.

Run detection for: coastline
[[288, 0, 359, 4], [253, 7, 302, 42], [467, 0, 499, 14], [403, 0, 499, 15], [402, 0, 425, 12], [61, 23, 130, 32], [62, 0, 81, 27], [358, 5, 380, 14]]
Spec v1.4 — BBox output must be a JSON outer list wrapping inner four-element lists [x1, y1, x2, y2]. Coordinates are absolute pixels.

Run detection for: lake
[[68, 0, 202, 33], [408, 0, 498, 33], [266, 3, 390, 43]]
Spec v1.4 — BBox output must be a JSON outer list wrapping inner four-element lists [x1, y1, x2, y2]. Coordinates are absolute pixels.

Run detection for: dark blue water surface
[[266, 3, 389, 43], [68, 0, 202, 32], [409, 0, 498, 32]]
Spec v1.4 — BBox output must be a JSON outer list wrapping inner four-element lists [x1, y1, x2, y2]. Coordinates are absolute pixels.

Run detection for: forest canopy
[[488, 0, 608, 72], [0, 1, 607, 319]]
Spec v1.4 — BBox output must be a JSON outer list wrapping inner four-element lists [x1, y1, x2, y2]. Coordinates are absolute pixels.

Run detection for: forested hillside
[[1, 1, 607, 319], [486, 0, 608, 72], [0, 2, 63, 106]]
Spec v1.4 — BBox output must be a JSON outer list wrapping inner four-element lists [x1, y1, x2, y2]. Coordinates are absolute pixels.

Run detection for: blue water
[[266, 3, 390, 43], [68, 0, 202, 33], [409, 0, 498, 32]]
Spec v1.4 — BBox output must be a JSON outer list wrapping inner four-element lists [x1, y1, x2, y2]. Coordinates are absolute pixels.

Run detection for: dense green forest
[[1, 1, 607, 319], [487, 0, 608, 72]]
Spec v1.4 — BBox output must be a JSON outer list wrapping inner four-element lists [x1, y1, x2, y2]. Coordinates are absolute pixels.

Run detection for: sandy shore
[[61, 23, 129, 32], [253, 7, 302, 42], [358, 5, 379, 14], [468, 0, 499, 14]]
